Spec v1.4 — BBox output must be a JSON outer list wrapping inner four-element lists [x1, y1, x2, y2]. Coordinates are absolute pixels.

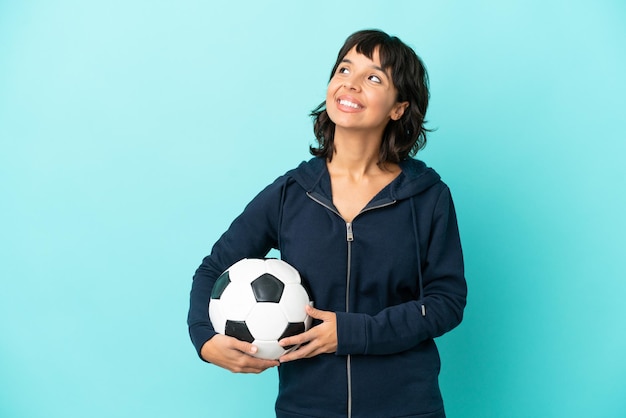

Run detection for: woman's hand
[[278, 305, 337, 363], [200, 334, 279, 374]]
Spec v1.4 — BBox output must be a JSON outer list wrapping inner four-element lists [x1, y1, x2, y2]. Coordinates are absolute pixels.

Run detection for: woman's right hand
[[200, 334, 279, 374]]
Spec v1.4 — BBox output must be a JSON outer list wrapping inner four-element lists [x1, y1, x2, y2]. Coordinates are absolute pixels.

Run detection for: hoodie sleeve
[[187, 176, 287, 358], [335, 186, 467, 355]]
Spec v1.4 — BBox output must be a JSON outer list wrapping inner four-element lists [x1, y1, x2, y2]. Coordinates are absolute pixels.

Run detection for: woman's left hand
[[278, 305, 337, 362]]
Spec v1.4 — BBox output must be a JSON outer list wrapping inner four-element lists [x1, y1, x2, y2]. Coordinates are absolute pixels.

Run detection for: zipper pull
[[346, 222, 354, 242]]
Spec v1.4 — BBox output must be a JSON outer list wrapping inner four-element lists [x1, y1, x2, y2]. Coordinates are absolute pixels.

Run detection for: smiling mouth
[[338, 99, 362, 109]]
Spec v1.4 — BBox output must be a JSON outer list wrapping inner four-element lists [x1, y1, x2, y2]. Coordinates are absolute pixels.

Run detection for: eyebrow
[[341, 58, 387, 76]]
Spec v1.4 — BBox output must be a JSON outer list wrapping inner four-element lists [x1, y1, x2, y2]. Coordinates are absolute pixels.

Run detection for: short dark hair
[[310, 29, 431, 164]]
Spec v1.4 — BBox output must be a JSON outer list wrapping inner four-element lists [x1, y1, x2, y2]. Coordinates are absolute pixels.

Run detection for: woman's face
[[325, 47, 408, 136]]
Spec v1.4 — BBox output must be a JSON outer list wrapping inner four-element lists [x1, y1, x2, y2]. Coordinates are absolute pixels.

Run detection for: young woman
[[188, 29, 467, 418]]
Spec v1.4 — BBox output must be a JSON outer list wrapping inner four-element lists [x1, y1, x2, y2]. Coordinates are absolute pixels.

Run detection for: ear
[[390, 101, 409, 121]]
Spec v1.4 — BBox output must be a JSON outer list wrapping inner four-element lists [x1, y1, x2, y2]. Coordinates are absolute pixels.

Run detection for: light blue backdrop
[[1, 1, 625, 417]]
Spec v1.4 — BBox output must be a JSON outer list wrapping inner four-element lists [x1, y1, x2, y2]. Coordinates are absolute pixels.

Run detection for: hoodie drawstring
[[277, 179, 288, 252], [410, 196, 426, 317]]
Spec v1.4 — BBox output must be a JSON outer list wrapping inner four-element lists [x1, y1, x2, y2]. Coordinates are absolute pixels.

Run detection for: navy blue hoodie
[[188, 157, 467, 418]]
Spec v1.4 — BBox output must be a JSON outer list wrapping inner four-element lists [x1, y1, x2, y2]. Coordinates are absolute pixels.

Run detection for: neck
[[330, 127, 384, 175]]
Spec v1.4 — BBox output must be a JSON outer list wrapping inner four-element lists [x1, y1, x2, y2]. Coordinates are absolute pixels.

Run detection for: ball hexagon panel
[[279, 284, 311, 322], [219, 280, 257, 320], [253, 340, 290, 360], [208, 299, 227, 334], [228, 258, 267, 284], [265, 258, 301, 285], [246, 303, 289, 340]]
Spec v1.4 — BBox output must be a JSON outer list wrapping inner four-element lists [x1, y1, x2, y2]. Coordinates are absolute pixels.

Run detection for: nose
[[343, 77, 360, 92]]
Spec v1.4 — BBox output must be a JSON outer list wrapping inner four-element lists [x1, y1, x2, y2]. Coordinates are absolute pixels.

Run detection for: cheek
[[324, 88, 342, 124], [325, 82, 340, 110], [325, 88, 333, 104], [374, 93, 399, 115], [325, 80, 339, 100]]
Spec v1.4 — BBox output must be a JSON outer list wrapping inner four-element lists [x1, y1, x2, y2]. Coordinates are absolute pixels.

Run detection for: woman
[[188, 29, 467, 418]]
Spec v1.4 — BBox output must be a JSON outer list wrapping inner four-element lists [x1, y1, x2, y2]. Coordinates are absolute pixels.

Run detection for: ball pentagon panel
[[224, 320, 254, 343], [251, 273, 284, 303]]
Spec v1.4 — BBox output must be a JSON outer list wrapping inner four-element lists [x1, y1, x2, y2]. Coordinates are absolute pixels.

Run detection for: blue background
[[1, 1, 625, 417]]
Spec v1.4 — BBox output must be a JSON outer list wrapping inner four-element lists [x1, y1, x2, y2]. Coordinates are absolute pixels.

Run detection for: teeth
[[339, 99, 360, 109]]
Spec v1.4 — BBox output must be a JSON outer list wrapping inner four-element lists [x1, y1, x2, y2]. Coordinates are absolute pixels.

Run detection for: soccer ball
[[209, 258, 313, 360]]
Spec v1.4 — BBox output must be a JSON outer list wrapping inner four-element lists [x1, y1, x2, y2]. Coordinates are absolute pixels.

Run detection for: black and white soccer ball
[[209, 258, 313, 360]]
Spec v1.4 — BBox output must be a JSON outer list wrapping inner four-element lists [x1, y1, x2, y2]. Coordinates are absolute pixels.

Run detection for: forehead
[[342, 46, 382, 66]]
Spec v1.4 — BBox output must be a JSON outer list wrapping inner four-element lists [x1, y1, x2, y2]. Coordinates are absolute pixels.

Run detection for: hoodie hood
[[287, 157, 441, 202]]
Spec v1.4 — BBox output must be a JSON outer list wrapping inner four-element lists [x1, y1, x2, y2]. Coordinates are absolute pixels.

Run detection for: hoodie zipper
[[345, 221, 353, 418], [306, 192, 396, 418], [343, 200, 395, 320]]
